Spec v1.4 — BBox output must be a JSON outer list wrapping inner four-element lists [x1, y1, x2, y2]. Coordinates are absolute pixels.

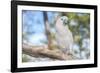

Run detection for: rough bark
[[22, 43, 74, 60], [43, 11, 53, 50]]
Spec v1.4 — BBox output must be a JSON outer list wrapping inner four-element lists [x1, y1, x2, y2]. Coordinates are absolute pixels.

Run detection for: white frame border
[[17, 5, 94, 68]]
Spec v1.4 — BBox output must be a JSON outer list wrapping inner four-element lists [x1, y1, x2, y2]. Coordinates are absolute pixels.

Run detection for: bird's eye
[[61, 18, 63, 21]]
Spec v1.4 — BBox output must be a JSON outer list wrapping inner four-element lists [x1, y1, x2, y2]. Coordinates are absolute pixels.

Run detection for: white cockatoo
[[55, 16, 73, 54]]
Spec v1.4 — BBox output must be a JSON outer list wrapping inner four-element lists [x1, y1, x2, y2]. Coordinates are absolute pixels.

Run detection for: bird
[[55, 16, 74, 55]]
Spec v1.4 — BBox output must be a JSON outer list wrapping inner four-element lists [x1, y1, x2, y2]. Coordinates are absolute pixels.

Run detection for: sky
[[22, 10, 56, 45]]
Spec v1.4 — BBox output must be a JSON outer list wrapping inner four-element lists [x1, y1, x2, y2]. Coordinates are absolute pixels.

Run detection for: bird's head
[[60, 16, 69, 25]]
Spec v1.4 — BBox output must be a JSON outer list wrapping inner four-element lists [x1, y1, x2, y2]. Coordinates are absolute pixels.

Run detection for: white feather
[[55, 16, 73, 54]]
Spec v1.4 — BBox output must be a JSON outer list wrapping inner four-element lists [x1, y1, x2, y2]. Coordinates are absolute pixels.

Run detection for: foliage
[[65, 12, 90, 59]]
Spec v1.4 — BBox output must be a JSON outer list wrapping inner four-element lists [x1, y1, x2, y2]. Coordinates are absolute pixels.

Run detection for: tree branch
[[22, 43, 74, 60]]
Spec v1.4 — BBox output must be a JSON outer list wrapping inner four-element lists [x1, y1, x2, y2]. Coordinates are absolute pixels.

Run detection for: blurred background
[[22, 10, 90, 62]]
